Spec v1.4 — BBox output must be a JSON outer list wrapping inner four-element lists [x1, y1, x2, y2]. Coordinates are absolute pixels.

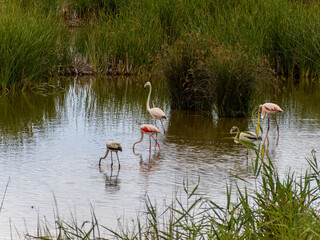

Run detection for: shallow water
[[0, 77, 319, 238]]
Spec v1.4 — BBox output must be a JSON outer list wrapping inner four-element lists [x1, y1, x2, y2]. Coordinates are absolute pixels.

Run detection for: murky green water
[[0, 77, 319, 238]]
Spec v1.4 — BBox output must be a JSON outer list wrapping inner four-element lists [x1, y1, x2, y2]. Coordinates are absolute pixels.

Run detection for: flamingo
[[259, 103, 283, 142], [144, 81, 167, 134], [133, 124, 163, 152], [230, 126, 261, 143], [230, 126, 261, 157], [99, 141, 122, 168]]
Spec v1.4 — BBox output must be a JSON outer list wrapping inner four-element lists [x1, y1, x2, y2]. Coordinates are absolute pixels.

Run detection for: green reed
[[102, 144, 320, 239], [0, 2, 69, 90], [206, 45, 274, 117]]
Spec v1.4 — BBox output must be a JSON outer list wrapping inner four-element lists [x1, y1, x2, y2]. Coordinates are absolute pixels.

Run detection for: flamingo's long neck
[[146, 84, 152, 111], [99, 149, 109, 166], [101, 149, 109, 159], [235, 127, 240, 139], [133, 132, 144, 149]]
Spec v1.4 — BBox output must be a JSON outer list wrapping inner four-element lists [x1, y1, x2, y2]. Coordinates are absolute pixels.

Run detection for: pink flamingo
[[259, 103, 283, 142], [99, 141, 122, 168], [144, 82, 167, 134], [133, 124, 163, 152]]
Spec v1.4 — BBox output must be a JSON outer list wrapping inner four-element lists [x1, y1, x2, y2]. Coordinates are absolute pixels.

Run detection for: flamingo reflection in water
[[99, 165, 120, 191]]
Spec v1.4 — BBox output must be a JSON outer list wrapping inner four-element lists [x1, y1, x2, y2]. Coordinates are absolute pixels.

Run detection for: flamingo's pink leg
[[160, 119, 166, 135], [154, 120, 158, 147], [110, 152, 114, 168], [149, 135, 152, 151], [151, 135, 161, 152], [274, 115, 280, 144], [265, 115, 270, 146]]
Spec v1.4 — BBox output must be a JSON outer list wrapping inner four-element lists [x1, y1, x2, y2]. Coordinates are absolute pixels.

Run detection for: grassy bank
[[2, 0, 320, 115], [2, 0, 320, 80]]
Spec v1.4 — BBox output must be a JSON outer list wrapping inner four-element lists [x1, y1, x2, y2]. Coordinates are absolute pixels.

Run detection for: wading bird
[[259, 102, 283, 142], [99, 141, 122, 168], [230, 126, 261, 157], [144, 81, 167, 134], [230, 126, 261, 143], [133, 124, 163, 152]]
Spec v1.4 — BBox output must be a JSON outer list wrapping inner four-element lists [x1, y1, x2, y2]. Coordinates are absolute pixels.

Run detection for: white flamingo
[[99, 141, 122, 168], [133, 124, 163, 152], [144, 81, 167, 134], [230, 126, 261, 156], [259, 102, 283, 142], [230, 126, 261, 143]]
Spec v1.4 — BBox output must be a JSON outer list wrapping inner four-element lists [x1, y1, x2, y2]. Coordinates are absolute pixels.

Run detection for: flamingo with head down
[[259, 103, 283, 142], [230, 126, 261, 158], [133, 124, 163, 152], [99, 141, 122, 168]]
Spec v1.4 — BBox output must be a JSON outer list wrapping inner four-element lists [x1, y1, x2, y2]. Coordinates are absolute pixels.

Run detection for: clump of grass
[[84, 4, 163, 75], [161, 35, 274, 115], [161, 34, 215, 111], [206, 44, 274, 117]]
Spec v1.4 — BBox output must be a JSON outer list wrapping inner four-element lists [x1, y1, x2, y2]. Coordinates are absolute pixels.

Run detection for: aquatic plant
[[3, 0, 320, 89]]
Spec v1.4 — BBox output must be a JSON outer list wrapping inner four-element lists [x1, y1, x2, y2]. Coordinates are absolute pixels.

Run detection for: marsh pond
[[0, 77, 319, 238]]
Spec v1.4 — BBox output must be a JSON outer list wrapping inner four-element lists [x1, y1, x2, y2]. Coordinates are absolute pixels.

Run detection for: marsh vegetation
[[2, 0, 320, 114]]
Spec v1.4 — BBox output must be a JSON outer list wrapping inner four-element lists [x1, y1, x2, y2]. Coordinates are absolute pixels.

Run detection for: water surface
[[0, 77, 319, 238]]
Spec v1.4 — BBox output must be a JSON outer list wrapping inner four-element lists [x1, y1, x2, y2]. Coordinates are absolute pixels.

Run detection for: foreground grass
[[27, 142, 320, 239]]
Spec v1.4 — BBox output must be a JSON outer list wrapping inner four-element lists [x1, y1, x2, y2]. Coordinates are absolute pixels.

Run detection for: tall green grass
[[161, 34, 215, 111], [161, 34, 274, 115], [3, 0, 320, 90], [0, 2, 69, 90]]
